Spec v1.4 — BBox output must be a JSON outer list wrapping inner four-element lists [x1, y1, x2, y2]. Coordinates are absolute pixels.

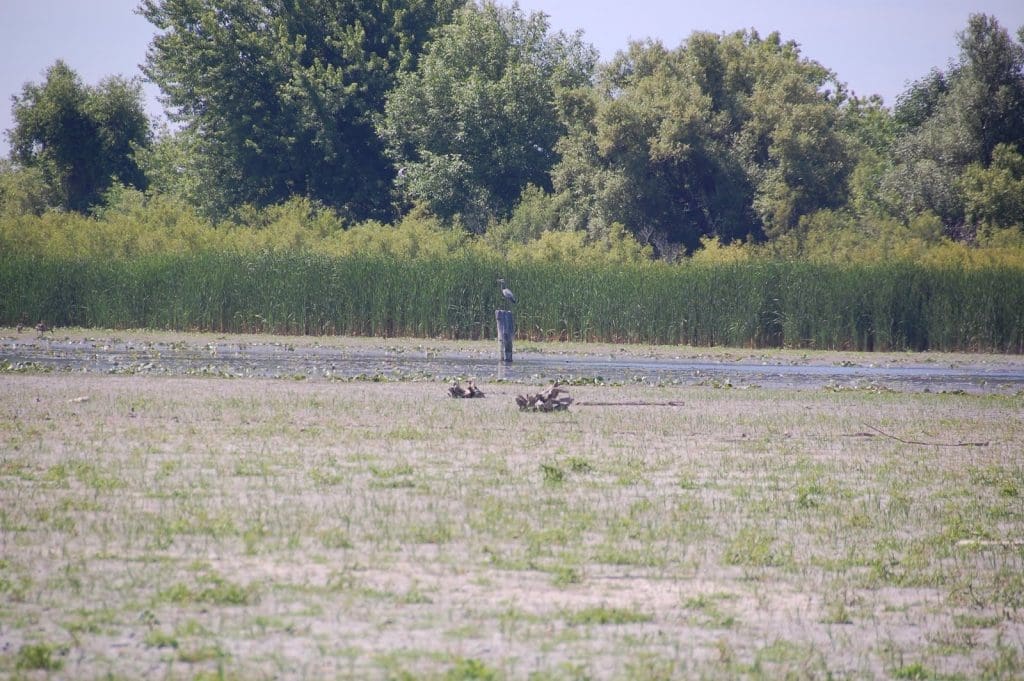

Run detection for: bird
[[497, 278, 516, 307]]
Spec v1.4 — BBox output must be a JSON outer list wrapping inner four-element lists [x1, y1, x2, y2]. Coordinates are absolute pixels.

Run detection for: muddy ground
[[4, 327, 1024, 393]]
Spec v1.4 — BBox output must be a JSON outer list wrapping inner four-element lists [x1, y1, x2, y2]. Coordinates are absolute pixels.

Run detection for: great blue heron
[[497, 278, 516, 307]]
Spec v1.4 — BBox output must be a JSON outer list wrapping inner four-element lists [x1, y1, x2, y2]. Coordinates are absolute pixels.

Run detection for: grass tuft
[[15, 642, 66, 671], [564, 605, 653, 626]]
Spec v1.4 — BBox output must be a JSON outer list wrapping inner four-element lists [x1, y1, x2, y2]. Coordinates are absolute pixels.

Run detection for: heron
[[497, 278, 516, 307]]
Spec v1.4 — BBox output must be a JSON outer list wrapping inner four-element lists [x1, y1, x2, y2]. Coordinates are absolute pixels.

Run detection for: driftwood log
[[516, 383, 573, 412], [448, 381, 485, 398]]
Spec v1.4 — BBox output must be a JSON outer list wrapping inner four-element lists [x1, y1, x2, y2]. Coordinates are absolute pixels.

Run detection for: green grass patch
[[564, 605, 653, 626], [15, 642, 66, 671], [156, 574, 257, 606]]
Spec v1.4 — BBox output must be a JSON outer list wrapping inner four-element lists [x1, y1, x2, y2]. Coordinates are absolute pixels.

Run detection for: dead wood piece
[[448, 381, 485, 398], [539, 383, 565, 400], [516, 383, 573, 412], [862, 423, 989, 447], [542, 396, 574, 412], [575, 400, 685, 407], [956, 539, 1024, 547]]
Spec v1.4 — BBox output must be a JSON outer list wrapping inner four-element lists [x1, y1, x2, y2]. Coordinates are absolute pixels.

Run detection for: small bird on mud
[[497, 278, 517, 307], [35, 321, 50, 336]]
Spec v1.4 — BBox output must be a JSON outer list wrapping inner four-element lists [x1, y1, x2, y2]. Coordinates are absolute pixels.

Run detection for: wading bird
[[498, 278, 516, 308]]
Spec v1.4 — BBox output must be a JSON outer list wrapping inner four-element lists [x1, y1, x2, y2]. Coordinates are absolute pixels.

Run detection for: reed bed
[[2, 253, 1022, 352]]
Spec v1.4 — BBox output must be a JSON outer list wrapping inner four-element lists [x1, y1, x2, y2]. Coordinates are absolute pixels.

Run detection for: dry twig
[[575, 400, 685, 407], [862, 423, 989, 447], [516, 383, 573, 412]]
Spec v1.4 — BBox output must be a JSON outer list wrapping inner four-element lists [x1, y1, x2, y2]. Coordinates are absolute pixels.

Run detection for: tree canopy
[[140, 0, 464, 219], [8, 60, 150, 213], [548, 30, 850, 254], [883, 14, 1024, 235], [379, 1, 598, 231], [3, 8, 1023, 253]]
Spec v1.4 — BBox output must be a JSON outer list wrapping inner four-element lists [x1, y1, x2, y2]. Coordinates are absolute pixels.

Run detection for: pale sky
[[2, 0, 1023, 156]]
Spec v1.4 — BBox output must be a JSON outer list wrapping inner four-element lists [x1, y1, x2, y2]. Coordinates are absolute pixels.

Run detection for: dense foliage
[[2, 188, 1023, 351], [550, 31, 850, 255], [138, 0, 464, 220], [7, 61, 150, 213], [4, 6, 1022, 249], [882, 15, 1024, 234], [379, 2, 598, 231], [2, 4, 1023, 349]]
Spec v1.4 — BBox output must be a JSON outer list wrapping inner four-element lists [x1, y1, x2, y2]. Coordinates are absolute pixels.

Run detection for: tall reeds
[[2, 253, 1022, 352]]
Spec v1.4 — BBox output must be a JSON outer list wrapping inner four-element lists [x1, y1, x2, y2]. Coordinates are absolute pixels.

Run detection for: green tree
[[140, 0, 463, 220], [893, 69, 949, 130], [132, 124, 204, 207], [378, 1, 598, 231], [0, 160, 58, 216], [8, 60, 150, 213], [955, 15, 1024, 161], [884, 14, 1024, 234], [962, 143, 1024, 229], [551, 30, 850, 253], [839, 94, 900, 218], [740, 36, 850, 237]]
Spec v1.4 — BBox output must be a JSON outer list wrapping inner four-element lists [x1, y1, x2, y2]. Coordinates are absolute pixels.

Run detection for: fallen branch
[[956, 539, 1024, 548], [574, 401, 685, 407], [516, 383, 573, 412], [862, 423, 989, 447]]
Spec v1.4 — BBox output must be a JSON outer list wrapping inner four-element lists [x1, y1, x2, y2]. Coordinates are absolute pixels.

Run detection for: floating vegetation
[[0, 360, 54, 373]]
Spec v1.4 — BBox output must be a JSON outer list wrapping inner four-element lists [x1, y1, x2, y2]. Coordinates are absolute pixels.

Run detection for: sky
[[2, 0, 1024, 157]]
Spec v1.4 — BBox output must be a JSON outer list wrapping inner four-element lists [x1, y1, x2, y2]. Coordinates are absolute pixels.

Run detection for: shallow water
[[3, 336, 1023, 394]]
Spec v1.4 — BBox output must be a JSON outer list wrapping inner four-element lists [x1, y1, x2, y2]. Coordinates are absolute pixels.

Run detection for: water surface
[[4, 336, 1023, 394]]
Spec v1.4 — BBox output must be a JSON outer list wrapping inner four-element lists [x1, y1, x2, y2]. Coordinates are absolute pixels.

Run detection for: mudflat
[[4, 327, 1024, 393]]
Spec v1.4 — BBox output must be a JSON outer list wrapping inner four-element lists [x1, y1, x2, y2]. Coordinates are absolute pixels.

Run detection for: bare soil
[[1, 331, 1022, 679]]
